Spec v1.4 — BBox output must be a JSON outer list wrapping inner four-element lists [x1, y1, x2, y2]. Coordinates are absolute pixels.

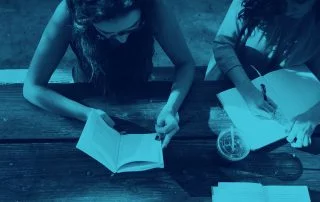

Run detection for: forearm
[[164, 63, 195, 114], [225, 65, 255, 94], [23, 84, 91, 122], [213, 43, 253, 94]]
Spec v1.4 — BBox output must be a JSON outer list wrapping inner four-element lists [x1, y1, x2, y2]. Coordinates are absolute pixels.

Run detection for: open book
[[212, 182, 311, 202], [217, 66, 320, 150], [76, 110, 164, 173]]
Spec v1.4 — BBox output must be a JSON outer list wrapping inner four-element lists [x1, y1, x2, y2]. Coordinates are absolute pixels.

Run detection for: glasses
[[95, 19, 145, 39]]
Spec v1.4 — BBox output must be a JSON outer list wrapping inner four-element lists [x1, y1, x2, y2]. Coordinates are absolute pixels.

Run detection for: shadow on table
[[165, 143, 304, 197], [164, 147, 232, 197], [300, 134, 320, 155], [309, 189, 320, 202], [112, 117, 153, 134], [230, 152, 303, 181]]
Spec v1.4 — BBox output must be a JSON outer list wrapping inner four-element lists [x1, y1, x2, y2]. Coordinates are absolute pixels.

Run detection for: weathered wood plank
[[150, 66, 208, 81], [0, 66, 208, 84], [1, 139, 320, 201], [0, 81, 233, 140], [0, 142, 213, 201], [0, 143, 190, 201], [165, 138, 320, 196], [1, 81, 319, 140]]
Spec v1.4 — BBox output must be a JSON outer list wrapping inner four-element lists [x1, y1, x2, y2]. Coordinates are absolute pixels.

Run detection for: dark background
[[0, 0, 232, 68]]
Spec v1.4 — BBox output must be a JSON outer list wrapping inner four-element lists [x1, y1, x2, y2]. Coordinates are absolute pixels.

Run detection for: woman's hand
[[286, 112, 317, 148], [89, 108, 115, 127], [240, 84, 278, 119], [155, 107, 180, 149]]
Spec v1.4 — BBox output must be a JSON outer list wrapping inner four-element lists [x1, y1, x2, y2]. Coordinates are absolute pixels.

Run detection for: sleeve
[[212, 0, 245, 74]]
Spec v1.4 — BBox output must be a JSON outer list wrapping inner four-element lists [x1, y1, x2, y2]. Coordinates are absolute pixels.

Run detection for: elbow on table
[[23, 81, 40, 104]]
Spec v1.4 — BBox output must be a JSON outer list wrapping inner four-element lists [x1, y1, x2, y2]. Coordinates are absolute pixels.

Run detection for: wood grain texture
[[0, 142, 206, 201], [0, 66, 208, 84], [1, 81, 319, 140], [0, 139, 319, 201], [1, 66, 320, 201], [0, 80, 233, 140]]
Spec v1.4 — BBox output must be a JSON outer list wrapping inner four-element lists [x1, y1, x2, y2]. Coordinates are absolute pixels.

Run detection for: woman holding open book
[[211, 0, 320, 148], [23, 0, 195, 148]]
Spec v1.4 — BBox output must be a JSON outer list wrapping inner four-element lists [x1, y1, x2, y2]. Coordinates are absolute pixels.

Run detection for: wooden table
[[0, 67, 320, 201]]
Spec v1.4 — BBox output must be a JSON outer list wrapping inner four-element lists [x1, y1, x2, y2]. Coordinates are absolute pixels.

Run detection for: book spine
[[115, 134, 122, 171]]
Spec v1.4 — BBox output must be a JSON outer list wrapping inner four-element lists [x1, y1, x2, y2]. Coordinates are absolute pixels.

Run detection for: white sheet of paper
[[76, 110, 164, 173], [217, 66, 320, 150], [257, 66, 320, 119], [212, 183, 264, 202], [76, 110, 121, 173], [212, 182, 310, 202], [117, 133, 163, 172], [265, 186, 311, 202]]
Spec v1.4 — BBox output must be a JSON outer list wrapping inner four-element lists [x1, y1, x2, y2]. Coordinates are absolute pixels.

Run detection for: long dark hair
[[66, 0, 154, 93], [238, 0, 320, 35], [235, 0, 320, 68], [232, 0, 287, 64], [237, 0, 287, 37], [71, 0, 142, 31]]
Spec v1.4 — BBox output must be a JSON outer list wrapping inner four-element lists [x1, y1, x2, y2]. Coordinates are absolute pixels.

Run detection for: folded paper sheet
[[217, 66, 320, 150]]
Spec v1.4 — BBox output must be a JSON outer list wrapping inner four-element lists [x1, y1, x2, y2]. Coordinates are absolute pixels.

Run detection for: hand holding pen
[[260, 84, 268, 101], [259, 83, 278, 118], [241, 81, 278, 118]]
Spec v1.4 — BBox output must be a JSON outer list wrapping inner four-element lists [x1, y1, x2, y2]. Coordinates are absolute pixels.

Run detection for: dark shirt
[[66, 0, 155, 96]]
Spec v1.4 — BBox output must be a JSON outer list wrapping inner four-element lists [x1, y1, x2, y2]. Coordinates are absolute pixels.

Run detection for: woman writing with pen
[[211, 0, 320, 148]]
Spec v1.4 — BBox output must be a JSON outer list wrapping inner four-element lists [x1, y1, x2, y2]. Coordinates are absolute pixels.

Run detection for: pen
[[231, 126, 235, 152], [260, 84, 268, 101], [249, 64, 268, 101]]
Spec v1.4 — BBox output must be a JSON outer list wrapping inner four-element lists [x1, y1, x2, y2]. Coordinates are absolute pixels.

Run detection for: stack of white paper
[[211, 182, 311, 202]]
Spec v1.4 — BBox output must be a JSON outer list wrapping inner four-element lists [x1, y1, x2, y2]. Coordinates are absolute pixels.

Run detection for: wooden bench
[[1, 66, 320, 201]]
